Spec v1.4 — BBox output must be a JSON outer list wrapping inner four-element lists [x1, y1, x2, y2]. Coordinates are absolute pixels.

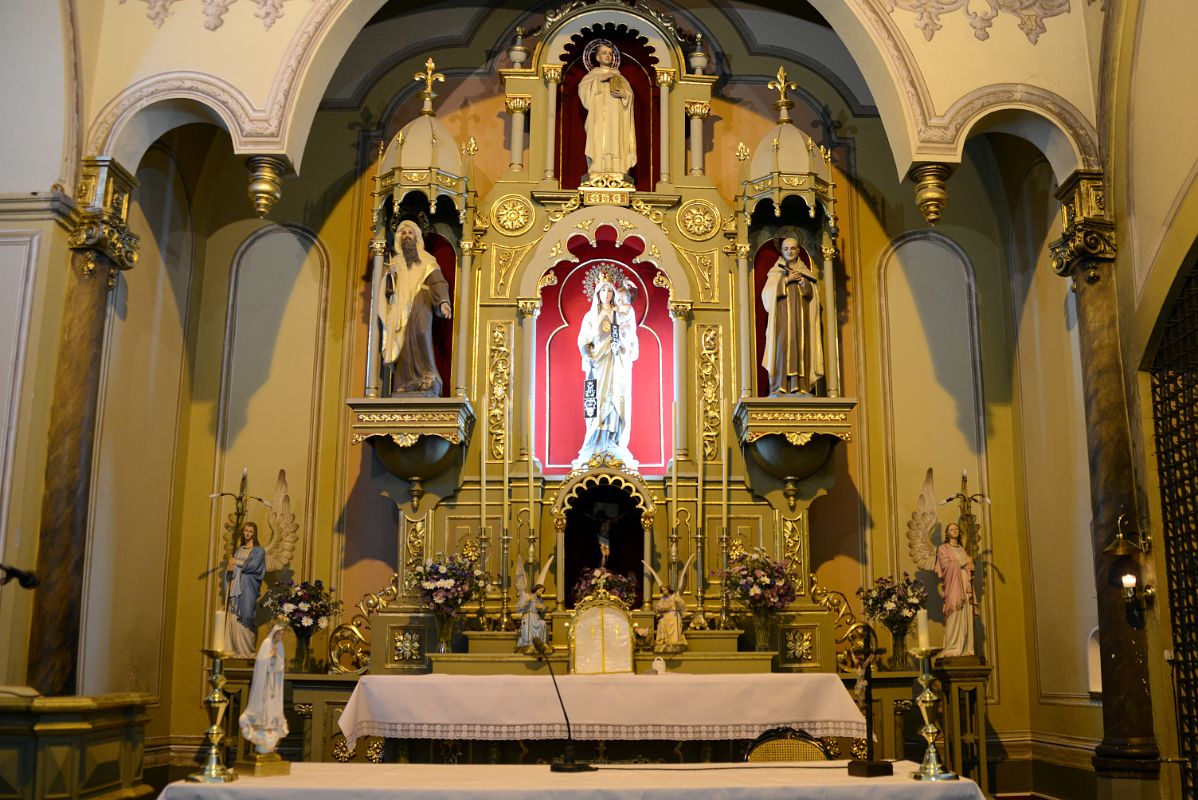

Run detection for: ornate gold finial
[[246, 155, 288, 218], [771, 138, 781, 152], [767, 66, 797, 123], [463, 137, 478, 157], [415, 57, 445, 115], [908, 162, 952, 227], [735, 142, 750, 162]]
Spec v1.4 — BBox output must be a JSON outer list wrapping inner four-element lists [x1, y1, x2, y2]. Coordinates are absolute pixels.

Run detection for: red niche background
[[426, 232, 457, 397], [535, 225, 673, 475]]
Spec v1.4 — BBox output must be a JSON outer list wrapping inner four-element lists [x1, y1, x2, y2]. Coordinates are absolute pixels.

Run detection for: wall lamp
[[1120, 573, 1155, 607], [1103, 512, 1151, 556]]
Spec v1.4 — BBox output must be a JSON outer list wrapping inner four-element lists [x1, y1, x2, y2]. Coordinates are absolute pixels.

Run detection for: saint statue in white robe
[[761, 236, 824, 396], [239, 624, 288, 754], [578, 40, 636, 179], [379, 220, 452, 396], [573, 278, 639, 468]]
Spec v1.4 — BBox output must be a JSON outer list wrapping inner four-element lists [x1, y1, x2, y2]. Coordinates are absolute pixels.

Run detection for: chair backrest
[[569, 586, 634, 674], [744, 726, 833, 762]]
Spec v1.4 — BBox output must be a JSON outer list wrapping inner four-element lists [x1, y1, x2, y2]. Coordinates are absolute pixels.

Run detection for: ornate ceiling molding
[[851, 0, 1098, 174], [883, 0, 1070, 45], [120, 0, 302, 31], [91, 0, 350, 158]]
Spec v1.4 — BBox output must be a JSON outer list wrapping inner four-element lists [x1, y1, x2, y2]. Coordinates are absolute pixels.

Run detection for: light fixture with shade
[[1103, 512, 1151, 556]]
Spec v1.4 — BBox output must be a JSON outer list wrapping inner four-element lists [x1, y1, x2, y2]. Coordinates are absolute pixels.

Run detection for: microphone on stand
[[847, 624, 893, 777], [0, 564, 38, 589], [531, 637, 596, 773]]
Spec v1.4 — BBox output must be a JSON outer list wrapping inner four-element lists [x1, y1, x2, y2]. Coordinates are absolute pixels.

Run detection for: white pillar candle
[[212, 609, 228, 653], [916, 608, 930, 650]]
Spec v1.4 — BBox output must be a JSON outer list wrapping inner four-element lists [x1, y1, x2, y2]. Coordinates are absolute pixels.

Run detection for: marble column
[[656, 69, 675, 185], [684, 101, 710, 177], [516, 299, 540, 460], [27, 157, 139, 695], [1049, 171, 1159, 776], [542, 66, 561, 181], [735, 244, 753, 398], [505, 96, 531, 173]]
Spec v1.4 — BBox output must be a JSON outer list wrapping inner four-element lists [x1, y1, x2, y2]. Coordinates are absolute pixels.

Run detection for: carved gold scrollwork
[[491, 240, 538, 298], [544, 195, 581, 222], [365, 739, 385, 764], [677, 199, 720, 241], [631, 199, 664, 225], [1049, 170, 1115, 286], [405, 516, 426, 578], [537, 271, 558, 291], [697, 325, 722, 462], [490, 195, 535, 236], [328, 572, 401, 674], [784, 629, 815, 662], [671, 245, 718, 303], [782, 517, 804, 580], [653, 272, 672, 291], [332, 736, 356, 762], [809, 575, 862, 672], [487, 321, 512, 462], [548, 455, 657, 536]]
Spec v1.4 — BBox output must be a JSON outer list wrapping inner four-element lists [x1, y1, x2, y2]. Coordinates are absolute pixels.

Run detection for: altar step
[[464, 628, 744, 655]]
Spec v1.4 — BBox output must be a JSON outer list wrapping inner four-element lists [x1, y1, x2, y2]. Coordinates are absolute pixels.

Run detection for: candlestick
[[187, 650, 237, 783], [909, 646, 958, 782]]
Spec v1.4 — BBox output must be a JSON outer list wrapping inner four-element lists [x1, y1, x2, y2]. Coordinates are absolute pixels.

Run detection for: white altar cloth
[[339, 673, 866, 749], [160, 762, 986, 800]]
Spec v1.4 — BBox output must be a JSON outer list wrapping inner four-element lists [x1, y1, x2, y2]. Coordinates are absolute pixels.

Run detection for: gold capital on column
[[656, 68, 676, 88], [516, 298, 542, 318], [69, 156, 140, 279], [1049, 170, 1115, 285], [505, 95, 532, 115], [542, 64, 562, 84], [907, 162, 953, 226], [684, 100, 711, 120]]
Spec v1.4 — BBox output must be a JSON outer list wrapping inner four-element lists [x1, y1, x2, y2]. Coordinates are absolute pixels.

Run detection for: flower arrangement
[[412, 554, 485, 617], [720, 549, 797, 613], [857, 573, 928, 634], [261, 579, 343, 637], [572, 567, 638, 605]]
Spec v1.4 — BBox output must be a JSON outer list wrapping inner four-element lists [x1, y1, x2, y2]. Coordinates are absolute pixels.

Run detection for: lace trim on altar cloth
[[345, 720, 866, 749]]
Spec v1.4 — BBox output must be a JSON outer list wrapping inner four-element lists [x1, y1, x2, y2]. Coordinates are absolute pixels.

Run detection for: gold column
[[27, 156, 139, 695], [684, 101, 710, 177], [657, 70, 676, 185], [542, 66, 561, 181], [506, 96, 531, 173], [1048, 170, 1159, 777]]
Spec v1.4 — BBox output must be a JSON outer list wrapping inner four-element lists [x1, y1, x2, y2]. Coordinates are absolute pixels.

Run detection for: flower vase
[[434, 614, 456, 654], [291, 628, 313, 673], [887, 625, 911, 671], [752, 610, 774, 653]]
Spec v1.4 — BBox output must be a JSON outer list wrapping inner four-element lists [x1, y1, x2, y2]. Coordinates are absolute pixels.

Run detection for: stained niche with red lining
[[534, 224, 673, 476], [555, 23, 661, 192]]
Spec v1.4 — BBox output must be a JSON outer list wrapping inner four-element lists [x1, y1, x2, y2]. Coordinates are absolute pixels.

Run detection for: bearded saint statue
[[379, 219, 452, 397]]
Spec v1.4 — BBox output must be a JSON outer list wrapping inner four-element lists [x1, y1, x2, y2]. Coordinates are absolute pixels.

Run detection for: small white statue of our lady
[[578, 39, 636, 180]]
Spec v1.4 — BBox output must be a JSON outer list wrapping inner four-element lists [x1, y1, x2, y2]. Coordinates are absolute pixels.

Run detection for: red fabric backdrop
[[535, 225, 673, 476], [426, 232, 456, 397], [556, 26, 660, 192]]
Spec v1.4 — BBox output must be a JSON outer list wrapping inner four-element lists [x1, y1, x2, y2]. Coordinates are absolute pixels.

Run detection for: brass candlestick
[[187, 649, 237, 783], [910, 646, 958, 781]]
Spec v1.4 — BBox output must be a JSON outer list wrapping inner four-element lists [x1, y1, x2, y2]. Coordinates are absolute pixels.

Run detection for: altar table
[[160, 761, 986, 799], [338, 673, 866, 749]]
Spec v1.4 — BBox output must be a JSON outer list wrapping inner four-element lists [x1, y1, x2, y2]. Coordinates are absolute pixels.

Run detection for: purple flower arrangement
[[572, 567, 638, 605], [261, 579, 343, 635], [721, 549, 797, 612], [412, 554, 485, 617], [857, 573, 927, 633]]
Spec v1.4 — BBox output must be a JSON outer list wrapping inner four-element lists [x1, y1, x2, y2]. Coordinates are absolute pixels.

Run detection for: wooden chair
[[744, 726, 833, 762]]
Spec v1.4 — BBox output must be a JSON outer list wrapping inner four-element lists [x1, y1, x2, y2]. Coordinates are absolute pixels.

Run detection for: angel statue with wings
[[514, 555, 555, 654], [216, 469, 301, 658], [643, 554, 697, 654], [906, 468, 987, 658]]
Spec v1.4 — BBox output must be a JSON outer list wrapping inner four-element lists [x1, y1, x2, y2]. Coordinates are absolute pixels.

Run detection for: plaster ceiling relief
[[882, 0, 1073, 44], [119, 0, 307, 31]]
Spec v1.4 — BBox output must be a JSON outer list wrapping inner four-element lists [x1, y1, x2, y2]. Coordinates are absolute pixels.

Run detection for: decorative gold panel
[[490, 194, 535, 237], [486, 321, 513, 462], [671, 244, 718, 303], [697, 324, 722, 463], [677, 199, 720, 241], [490, 239, 538, 298]]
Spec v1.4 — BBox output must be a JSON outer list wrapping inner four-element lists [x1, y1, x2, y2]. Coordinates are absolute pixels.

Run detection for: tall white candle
[[212, 609, 228, 653], [916, 608, 930, 650]]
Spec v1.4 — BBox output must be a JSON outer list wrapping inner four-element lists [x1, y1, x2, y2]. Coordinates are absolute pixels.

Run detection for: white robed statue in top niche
[[578, 40, 636, 180], [573, 267, 639, 469]]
